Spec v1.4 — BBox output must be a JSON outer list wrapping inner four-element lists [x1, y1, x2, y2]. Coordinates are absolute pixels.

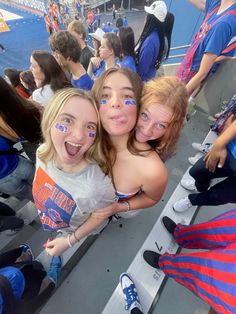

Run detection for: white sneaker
[[192, 142, 212, 154], [188, 153, 203, 165], [173, 197, 193, 213], [180, 178, 196, 191]]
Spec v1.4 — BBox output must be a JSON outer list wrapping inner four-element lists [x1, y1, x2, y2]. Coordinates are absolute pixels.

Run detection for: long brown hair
[[31, 50, 71, 91], [141, 76, 188, 160], [92, 68, 143, 175], [0, 76, 41, 143]]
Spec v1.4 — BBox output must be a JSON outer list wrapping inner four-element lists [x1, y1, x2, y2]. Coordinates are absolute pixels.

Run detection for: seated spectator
[[0, 244, 61, 314], [67, 20, 94, 70], [89, 27, 105, 57], [33, 88, 116, 256], [135, 1, 167, 81], [87, 32, 121, 80], [177, 0, 236, 96], [30, 50, 70, 106], [4, 68, 30, 99], [143, 208, 236, 314], [173, 119, 236, 212], [49, 31, 93, 90], [0, 76, 41, 200], [19, 70, 37, 96], [118, 26, 137, 72]]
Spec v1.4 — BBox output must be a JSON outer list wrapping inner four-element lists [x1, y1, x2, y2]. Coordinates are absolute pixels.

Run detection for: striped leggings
[[159, 208, 236, 314]]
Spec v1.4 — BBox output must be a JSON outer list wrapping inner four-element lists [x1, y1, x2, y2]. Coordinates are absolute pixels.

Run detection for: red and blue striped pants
[[159, 208, 236, 314]]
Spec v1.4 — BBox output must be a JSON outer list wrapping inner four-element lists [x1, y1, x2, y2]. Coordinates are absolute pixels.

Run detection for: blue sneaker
[[47, 256, 62, 287], [19, 243, 34, 262], [120, 272, 143, 312]]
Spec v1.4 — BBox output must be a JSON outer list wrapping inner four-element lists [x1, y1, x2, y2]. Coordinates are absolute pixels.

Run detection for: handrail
[[170, 44, 191, 51]]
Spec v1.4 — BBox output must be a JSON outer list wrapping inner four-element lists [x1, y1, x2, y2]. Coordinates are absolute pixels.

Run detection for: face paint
[[101, 99, 107, 105], [55, 123, 68, 133], [89, 132, 96, 138], [124, 99, 137, 106]]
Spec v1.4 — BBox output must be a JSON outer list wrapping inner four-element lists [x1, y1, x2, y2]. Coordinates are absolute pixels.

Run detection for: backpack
[[211, 94, 236, 134]]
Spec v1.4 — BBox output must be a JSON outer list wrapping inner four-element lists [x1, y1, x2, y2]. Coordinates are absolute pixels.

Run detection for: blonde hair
[[141, 76, 188, 160], [38, 88, 106, 169]]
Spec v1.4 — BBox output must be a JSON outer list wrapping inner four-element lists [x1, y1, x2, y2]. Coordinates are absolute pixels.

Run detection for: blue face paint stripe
[[101, 99, 107, 105], [89, 132, 96, 138], [55, 123, 68, 133], [124, 99, 137, 105]]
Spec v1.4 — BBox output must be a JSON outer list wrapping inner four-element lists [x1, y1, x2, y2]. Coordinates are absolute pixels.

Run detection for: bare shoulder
[[135, 145, 168, 183]]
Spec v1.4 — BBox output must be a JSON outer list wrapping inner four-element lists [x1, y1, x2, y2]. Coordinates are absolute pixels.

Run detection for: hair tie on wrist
[[73, 232, 79, 242], [67, 234, 73, 248]]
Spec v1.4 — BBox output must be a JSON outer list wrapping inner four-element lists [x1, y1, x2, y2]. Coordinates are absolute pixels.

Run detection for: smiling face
[[30, 56, 45, 88], [50, 96, 98, 171], [135, 103, 173, 143], [98, 72, 137, 137], [99, 38, 113, 60]]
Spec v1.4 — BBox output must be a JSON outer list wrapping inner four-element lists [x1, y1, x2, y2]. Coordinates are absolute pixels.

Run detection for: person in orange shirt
[[44, 13, 52, 34], [53, 16, 59, 32]]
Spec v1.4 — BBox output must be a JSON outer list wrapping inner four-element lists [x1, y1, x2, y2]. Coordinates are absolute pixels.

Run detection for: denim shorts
[[0, 156, 35, 201]]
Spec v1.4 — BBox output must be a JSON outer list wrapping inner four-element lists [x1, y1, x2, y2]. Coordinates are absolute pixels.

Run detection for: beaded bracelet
[[122, 200, 131, 212], [67, 234, 73, 248]]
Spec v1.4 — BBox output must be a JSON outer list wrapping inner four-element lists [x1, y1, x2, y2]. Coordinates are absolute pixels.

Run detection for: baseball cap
[[90, 28, 105, 42], [144, 1, 167, 22]]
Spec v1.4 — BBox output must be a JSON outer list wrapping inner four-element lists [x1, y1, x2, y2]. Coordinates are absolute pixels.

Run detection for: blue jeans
[[0, 156, 35, 201]]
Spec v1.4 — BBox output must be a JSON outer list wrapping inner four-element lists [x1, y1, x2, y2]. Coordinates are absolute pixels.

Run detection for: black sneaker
[[162, 216, 177, 234], [143, 250, 161, 269], [0, 216, 24, 233], [0, 193, 10, 199]]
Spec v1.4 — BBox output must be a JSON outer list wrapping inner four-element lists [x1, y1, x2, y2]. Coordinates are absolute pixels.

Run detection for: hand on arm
[[93, 158, 168, 218], [44, 213, 109, 256], [186, 53, 218, 96]]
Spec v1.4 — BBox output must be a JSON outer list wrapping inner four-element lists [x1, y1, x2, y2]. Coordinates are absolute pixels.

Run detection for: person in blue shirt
[[118, 27, 137, 72], [0, 244, 61, 314], [88, 32, 121, 80], [103, 21, 113, 33], [136, 1, 167, 81], [177, 0, 236, 96], [49, 30, 93, 90], [173, 118, 236, 213], [122, 16, 128, 27]]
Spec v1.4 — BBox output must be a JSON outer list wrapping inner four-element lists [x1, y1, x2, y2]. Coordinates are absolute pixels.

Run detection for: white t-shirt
[[32, 84, 54, 107], [33, 157, 116, 234]]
